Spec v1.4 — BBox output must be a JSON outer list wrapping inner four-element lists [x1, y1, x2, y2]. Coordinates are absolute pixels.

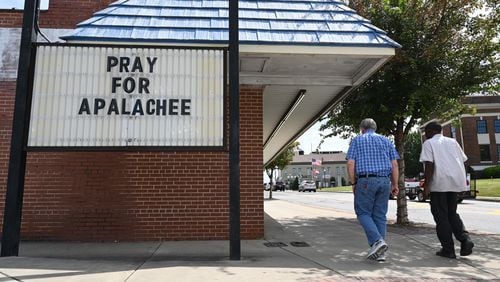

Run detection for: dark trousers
[[430, 192, 470, 252]]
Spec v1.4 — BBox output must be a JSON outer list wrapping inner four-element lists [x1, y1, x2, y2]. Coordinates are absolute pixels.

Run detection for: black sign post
[[228, 0, 241, 260], [1, 0, 38, 256]]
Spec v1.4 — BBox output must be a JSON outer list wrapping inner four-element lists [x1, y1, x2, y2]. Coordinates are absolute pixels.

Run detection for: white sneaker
[[377, 253, 386, 262], [367, 239, 388, 260]]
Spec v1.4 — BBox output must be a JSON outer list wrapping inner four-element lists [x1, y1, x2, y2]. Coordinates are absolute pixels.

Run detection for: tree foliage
[[264, 142, 299, 198], [404, 131, 423, 178], [320, 0, 499, 224]]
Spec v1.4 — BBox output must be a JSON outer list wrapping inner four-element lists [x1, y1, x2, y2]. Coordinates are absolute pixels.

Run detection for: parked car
[[407, 175, 477, 203], [299, 180, 316, 192], [404, 180, 420, 200], [273, 181, 286, 191]]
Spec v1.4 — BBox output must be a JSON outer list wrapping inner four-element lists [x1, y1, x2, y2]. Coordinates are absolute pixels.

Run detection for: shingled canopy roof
[[62, 0, 400, 164]]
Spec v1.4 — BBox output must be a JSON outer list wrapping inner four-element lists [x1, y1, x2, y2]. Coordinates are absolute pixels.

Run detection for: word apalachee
[[77, 55, 192, 116], [78, 98, 191, 116]]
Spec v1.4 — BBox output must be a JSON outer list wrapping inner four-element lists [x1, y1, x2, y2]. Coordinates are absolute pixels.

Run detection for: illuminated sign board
[[28, 45, 225, 148]]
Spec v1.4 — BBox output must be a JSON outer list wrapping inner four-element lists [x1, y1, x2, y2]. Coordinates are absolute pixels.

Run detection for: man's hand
[[423, 183, 430, 200], [391, 184, 399, 197]]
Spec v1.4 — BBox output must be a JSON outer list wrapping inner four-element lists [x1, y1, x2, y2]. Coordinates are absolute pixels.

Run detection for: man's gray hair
[[359, 118, 377, 131]]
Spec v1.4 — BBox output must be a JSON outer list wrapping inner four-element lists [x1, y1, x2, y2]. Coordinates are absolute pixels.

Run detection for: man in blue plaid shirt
[[346, 118, 399, 261]]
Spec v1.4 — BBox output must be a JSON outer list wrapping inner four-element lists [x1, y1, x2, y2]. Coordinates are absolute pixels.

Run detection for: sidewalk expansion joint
[[265, 240, 344, 277], [264, 242, 288, 247], [0, 270, 21, 282], [124, 242, 162, 282]]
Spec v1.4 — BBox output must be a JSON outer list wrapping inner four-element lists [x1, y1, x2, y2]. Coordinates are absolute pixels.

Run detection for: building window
[[495, 120, 500, 133], [497, 144, 500, 160], [480, 145, 491, 161], [0, 0, 49, 10], [451, 127, 456, 139], [477, 120, 488, 134]]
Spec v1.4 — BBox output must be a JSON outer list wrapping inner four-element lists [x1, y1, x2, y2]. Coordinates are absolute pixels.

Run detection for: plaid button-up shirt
[[346, 130, 400, 176]]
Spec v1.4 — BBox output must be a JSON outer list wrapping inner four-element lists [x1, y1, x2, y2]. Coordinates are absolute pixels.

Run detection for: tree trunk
[[394, 122, 410, 225], [267, 169, 274, 199]]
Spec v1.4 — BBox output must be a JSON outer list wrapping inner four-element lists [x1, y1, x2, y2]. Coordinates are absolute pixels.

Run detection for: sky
[[2, 0, 49, 10], [297, 121, 351, 154]]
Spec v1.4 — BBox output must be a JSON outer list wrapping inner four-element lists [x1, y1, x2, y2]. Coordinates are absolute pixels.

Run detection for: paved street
[[266, 190, 500, 235]]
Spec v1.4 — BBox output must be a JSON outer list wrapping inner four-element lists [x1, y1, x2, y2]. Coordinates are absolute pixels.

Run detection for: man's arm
[[391, 159, 399, 196], [347, 159, 356, 193], [423, 161, 434, 199]]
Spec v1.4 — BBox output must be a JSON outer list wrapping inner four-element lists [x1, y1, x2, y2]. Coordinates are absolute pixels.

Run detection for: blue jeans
[[354, 176, 391, 246]]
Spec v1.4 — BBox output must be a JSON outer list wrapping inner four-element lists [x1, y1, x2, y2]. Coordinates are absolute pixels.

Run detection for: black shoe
[[436, 249, 456, 259], [460, 241, 474, 256]]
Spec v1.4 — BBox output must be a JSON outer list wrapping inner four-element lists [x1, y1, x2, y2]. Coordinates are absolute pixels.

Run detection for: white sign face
[[28, 45, 225, 147]]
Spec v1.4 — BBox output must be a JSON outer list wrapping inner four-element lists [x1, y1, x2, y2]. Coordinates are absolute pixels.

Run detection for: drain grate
[[264, 242, 288, 247], [290, 241, 310, 247]]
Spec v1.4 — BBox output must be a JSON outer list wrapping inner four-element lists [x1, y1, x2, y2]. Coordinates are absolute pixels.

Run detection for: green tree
[[404, 131, 423, 178], [265, 142, 299, 199], [321, 0, 498, 224]]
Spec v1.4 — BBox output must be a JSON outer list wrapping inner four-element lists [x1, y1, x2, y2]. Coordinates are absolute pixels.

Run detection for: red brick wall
[[0, 0, 113, 28], [460, 116, 499, 166], [0, 83, 264, 241], [239, 85, 264, 239], [0, 81, 16, 231], [1, 0, 264, 241]]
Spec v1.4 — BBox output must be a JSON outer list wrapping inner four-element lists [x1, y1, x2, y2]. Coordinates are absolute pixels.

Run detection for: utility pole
[[228, 0, 241, 261], [1, 0, 39, 257]]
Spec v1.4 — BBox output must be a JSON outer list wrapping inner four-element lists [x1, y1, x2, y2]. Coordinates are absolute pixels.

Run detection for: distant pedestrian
[[419, 121, 474, 259], [346, 118, 399, 261]]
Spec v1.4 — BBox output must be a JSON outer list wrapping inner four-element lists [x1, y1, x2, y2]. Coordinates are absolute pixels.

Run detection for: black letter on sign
[[131, 57, 143, 73], [146, 99, 155, 115], [120, 57, 130, 72], [139, 78, 150, 94], [132, 99, 145, 116], [121, 98, 131, 115], [78, 98, 91, 115], [94, 98, 106, 115], [123, 77, 136, 94], [112, 77, 121, 93], [147, 57, 158, 73], [181, 99, 191, 115], [107, 56, 118, 72], [156, 99, 167, 115], [169, 99, 179, 115], [108, 98, 119, 115]]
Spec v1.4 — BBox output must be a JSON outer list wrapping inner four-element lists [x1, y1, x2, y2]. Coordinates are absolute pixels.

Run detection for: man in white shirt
[[420, 122, 474, 259]]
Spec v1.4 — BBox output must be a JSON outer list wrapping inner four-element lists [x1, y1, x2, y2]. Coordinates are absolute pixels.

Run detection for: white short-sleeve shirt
[[419, 134, 468, 192]]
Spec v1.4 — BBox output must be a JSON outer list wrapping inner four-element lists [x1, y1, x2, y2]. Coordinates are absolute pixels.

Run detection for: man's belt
[[357, 173, 390, 178]]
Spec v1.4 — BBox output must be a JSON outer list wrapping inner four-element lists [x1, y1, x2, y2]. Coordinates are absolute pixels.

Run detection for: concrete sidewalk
[[1, 199, 499, 281]]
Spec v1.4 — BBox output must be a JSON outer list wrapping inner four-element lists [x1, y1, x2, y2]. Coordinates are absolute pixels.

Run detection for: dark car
[[273, 181, 286, 191]]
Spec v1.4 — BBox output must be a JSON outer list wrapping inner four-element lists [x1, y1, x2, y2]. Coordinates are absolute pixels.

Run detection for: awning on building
[[61, 0, 401, 164]]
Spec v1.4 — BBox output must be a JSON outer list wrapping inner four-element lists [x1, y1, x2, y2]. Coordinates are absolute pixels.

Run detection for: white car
[[299, 180, 316, 192]]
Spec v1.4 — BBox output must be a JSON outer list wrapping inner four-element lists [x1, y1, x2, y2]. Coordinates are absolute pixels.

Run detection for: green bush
[[483, 165, 500, 178]]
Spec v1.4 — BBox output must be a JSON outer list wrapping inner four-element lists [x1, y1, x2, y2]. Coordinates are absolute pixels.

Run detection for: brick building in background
[[0, 0, 398, 241], [424, 96, 500, 175]]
